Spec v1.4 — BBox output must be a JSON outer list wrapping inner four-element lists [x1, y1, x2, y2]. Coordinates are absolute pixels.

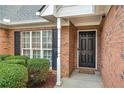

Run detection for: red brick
[[101, 5, 124, 87]]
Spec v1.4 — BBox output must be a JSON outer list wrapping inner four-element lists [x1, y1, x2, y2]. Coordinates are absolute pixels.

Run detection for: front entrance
[[78, 31, 96, 68]]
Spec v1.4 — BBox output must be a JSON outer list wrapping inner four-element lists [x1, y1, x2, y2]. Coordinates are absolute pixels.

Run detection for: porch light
[[3, 18, 10, 23]]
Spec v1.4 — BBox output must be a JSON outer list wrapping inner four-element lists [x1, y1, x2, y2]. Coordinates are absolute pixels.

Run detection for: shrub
[[27, 58, 49, 86], [6, 55, 30, 61], [4, 59, 26, 66], [0, 54, 10, 60], [0, 63, 28, 88], [6, 55, 30, 66]]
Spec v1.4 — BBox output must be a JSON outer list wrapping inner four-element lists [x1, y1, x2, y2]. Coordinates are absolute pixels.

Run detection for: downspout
[[56, 18, 62, 86]]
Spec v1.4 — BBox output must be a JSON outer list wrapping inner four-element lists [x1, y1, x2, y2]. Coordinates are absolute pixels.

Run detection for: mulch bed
[[29, 71, 56, 88]]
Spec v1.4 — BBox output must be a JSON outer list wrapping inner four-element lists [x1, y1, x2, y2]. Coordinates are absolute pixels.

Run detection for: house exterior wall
[[61, 22, 77, 77], [61, 26, 70, 77], [1, 24, 101, 78], [101, 5, 124, 87], [8, 30, 14, 55], [69, 22, 77, 75], [0, 28, 9, 54]]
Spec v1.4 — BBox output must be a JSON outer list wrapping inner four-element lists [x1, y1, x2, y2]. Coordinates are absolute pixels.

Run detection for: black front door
[[79, 31, 96, 68]]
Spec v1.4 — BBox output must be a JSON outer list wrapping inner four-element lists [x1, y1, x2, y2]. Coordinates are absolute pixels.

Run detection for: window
[[23, 49, 30, 57], [32, 32, 41, 48], [42, 31, 52, 49], [33, 50, 41, 58], [21, 32, 30, 48], [21, 30, 52, 67], [43, 50, 52, 66]]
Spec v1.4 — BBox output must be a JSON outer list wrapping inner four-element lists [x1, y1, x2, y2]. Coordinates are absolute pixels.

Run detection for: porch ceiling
[[68, 15, 102, 26]]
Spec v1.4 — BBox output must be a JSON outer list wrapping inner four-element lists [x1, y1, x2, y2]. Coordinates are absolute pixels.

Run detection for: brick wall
[[61, 22, 77, 77], [101, 6, 124, 87], [61, 26, 70, 77], [69, 22, 77, 75], [0, 28, 9, 54], [8, 30, 14, 55]]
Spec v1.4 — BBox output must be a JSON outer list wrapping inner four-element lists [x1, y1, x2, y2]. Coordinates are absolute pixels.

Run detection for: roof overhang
[[0, 5, 111, 30], [39, 5, 111, 26], [0, 21, 55, 29]]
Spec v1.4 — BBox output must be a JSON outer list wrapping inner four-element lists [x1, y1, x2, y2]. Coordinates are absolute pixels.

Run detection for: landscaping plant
[[0, 63, 28, 88], [4, 59, 26, 66], [6, 55, 30, 61], [0, 54, 10, 61], [27, 58, 49, 86], [5, 55, 30, 66]]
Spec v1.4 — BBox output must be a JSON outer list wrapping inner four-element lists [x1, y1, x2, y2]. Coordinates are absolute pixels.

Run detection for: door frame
[[77, 29, 97, 69]]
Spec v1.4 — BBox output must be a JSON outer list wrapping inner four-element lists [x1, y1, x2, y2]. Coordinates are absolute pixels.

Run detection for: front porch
[[56, 69, 102, 88], [60, 24, 101, 77]]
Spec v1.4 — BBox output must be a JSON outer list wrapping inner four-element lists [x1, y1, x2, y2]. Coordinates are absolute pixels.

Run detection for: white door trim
[[77, 29, 98, 70]]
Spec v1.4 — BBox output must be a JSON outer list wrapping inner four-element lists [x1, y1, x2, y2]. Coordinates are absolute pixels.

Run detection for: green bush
[[4, 59, 26, 66], [0, 63, 28, 88], [6, 55, 30, 66], [27, 58, 49, 86], [0, 54, 10, 60], [6, 55, 30, 61]]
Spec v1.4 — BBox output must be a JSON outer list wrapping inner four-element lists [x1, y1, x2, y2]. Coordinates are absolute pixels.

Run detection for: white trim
[[20, 32, 23, 56], [92, 5, 95, 13], [77, 29, 98, 70], [40, 31, 43, 58], [74, 21, 100, 26], [40, 6, 49, 15]]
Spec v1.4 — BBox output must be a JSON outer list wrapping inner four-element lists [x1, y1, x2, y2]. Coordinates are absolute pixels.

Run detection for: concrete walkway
[[56, 70, 102, 88]]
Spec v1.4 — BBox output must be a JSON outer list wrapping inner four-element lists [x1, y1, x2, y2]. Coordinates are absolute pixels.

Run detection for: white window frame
[[21, 30, 52, 67]]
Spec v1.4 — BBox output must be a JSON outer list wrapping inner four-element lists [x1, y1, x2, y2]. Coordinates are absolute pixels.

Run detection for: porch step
[[79, 67, 96, 74]]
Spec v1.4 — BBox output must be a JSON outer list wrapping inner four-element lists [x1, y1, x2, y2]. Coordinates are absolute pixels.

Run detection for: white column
[[56, 18, 62, 86]]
